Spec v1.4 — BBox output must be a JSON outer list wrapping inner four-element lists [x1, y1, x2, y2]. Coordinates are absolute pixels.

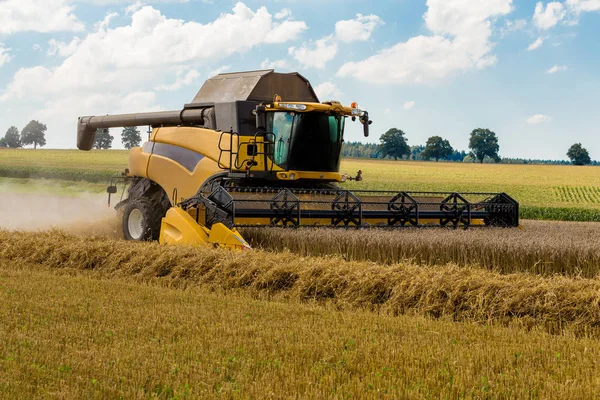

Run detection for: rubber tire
[[122, 198, 164, 241]]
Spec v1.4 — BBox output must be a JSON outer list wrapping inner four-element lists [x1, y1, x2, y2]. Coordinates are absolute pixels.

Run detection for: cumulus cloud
[[403, 101, 416, 110], [274, 8, 292, 20], [156, 68, 200, 91], [2, 4, 306, 100], [527, 37, 544, 50], [209, 65, 231, 77], [314, 82, 342, 100], [0, 44, 12, 67], [503, 19, 528, 33], [547, 64, 568, 73], [337, 0, 512, 84], [527, 114, 552, 124], [335, 14, 383, 42], [533, 2, 567, 29], [260, 58, 293, 71], [0, 0, 84, 34], [0, 3, 308, 147], [565, 0, 600, 13], [48, 37, 81, 57], [265, 19, 308, 43], [289, 36, 338, 69]]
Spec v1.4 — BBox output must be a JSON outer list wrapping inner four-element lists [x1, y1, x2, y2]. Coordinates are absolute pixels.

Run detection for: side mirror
[[107, 185, 118, 194], [255, 105, 267, 131], [360, 112, 372, 137]]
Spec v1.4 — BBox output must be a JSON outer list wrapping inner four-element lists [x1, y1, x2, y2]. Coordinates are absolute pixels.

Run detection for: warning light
[[350, 102, 358, 109], [274, 94, 282, 102]]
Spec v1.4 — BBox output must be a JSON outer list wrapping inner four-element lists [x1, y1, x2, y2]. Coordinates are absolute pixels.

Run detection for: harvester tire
[[122, 198, 164, 241]]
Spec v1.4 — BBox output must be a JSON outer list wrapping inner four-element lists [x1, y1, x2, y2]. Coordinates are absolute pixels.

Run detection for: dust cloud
[[0, 191, 121, 238]]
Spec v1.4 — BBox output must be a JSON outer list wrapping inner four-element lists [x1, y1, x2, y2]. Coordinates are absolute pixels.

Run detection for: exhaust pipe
[[77, 109, 206, 150]]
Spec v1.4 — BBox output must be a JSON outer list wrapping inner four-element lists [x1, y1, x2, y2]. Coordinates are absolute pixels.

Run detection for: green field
[[2, 149, 600, 221]]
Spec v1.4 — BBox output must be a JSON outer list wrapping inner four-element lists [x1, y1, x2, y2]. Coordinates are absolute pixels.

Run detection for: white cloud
[[403, 101, 416, 110], [264, 19, 307, 43], [527, 37, 544, 50], [32, 44, 42, 51], [314, 82, 341, 100], [274, 8, 292, 20], [533, 1, 566, 29], [209, 65, 231, 76], [94, 12, 119, 31], [0, 44, 12, 67], [504, 19, 528, 33], [335, 14, 383, 42], [289, 36, 338, 69], [2, 4, 306, 100], [260, 58, 293, 71], [156, 68, 200, 91], [337, 0, 512, 84], [0, 3, 309, 147], [547, 64, 568, 73], [527, 114, 552, 124], [48, 37, 81, 57], [0, 0, 84, 34], [566, 0, 600, 13]]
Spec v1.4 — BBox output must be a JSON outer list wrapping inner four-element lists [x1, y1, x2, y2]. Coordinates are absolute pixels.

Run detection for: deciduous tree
[[379, 128, 410, 161], [468, 128, 499, 163], [121, 126, 142, 149], [20, 120, 47, 149], [567, 143, 591, 166], [423, 136, 453, 161], [0, 126, 21, 148], [93, 128, 114, 150]]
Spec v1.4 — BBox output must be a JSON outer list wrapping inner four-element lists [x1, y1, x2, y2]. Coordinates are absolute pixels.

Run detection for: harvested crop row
[[2, 230, 600, 336], [243, 220, 600, 278]]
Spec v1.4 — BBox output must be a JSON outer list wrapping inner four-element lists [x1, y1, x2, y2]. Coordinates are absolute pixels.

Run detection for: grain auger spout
[[77, 109, 210, 151], [77, 69, 518, 249]]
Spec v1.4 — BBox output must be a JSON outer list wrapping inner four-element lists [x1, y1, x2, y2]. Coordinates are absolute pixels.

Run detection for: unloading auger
[[77, 70, 519, 249]]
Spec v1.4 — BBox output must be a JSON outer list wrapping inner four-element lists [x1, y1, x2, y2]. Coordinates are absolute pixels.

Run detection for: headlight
[[279, 103, 307, 111]]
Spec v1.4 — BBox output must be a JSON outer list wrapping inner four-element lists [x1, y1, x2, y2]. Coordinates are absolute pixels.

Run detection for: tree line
[[0, 124, 143, 150], [0, 121, 594, 166], [344, 127, 594, 166], [92, 127, 142, 149]]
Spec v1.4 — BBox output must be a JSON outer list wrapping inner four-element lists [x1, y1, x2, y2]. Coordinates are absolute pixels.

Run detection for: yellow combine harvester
[[77, 70, 518, 249]]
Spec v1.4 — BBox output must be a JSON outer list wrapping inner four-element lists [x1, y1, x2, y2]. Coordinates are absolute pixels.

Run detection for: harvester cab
[[77, 69, 518, 249]]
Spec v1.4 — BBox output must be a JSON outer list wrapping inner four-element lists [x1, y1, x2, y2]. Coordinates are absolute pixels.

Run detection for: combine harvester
[[77, 70, 519, 249]]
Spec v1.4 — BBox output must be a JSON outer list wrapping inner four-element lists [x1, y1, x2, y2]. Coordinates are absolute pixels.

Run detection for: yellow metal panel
[[159, 207, 251, 250], [127, 146, 150, 178], [208, 223, 251, 250], [275, 170, 342, 182], [159, 207, 210, 246], [153, 126, 234, 168], [147, 154, 221, 204]]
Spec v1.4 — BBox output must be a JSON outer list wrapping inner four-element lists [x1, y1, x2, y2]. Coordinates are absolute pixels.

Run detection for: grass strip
[[0, 165, 116, 183], [520, 206, 600, 222]]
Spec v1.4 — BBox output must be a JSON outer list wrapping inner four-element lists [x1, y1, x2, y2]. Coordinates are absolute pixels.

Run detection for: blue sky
[[0, 0, 598, 160]]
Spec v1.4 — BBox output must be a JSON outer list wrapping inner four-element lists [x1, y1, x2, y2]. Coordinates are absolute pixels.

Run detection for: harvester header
[[77, 69, 518, 249]]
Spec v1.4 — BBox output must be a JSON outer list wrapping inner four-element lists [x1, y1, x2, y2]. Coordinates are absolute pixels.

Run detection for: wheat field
[[2, 149, 600, 220], [3, 149, 600, 398], [3, 265, 600, 399], [2, 230, 600, 398], [243, 220, 600, 277]]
